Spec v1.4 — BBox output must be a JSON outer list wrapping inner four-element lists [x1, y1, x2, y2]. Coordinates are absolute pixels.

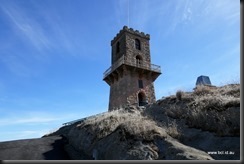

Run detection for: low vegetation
[[52, 84, 240, 139], [47, 83, 240, 160], [76, 109, 165, 141], [146, 84, 240, 137]]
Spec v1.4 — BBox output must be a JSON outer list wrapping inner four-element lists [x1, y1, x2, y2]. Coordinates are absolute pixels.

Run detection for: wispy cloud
[[141, 0, 239, 37], [0, 1, 92, 58], [0, 2, 52, 77], [18, 130, 49, 138], [0, 130, 52, 141], [0, 116, 60, 126], [1, 4, 52, 51], [37, 9, 84, 57], [113, 0, 195, 35], [0, 112, 78, 126], [0, 2, 88, 77], [181, 0, 192, 23]]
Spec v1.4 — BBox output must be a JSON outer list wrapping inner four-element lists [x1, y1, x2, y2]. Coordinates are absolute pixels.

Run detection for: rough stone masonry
[[103, 26, 161, 111]]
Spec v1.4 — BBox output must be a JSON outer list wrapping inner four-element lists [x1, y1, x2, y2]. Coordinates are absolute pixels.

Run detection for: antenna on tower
[[127, 0, 130, 27]]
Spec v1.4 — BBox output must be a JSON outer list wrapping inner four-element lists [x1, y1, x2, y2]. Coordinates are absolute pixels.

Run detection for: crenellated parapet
[[111, 26, 150, 45]]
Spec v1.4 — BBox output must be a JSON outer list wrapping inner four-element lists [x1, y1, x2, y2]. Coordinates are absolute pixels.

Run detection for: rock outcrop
[[0, 84, 240, 160], [57, 117, 213, 160]]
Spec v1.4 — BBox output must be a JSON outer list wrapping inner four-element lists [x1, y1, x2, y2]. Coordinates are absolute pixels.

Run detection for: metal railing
[[62, 112, 107, 126], [103, 55, 161, 79]]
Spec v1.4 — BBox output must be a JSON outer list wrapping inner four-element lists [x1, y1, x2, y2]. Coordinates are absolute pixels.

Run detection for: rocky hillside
[[0, 84, 240, 160], [45, 84, 240, 160]]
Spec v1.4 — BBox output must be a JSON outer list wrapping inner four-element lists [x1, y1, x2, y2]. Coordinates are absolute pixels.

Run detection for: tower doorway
[[138, 92, 147, 106]]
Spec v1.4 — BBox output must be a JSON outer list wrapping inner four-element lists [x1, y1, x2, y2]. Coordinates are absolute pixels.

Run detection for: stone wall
[[108, 69, 156, 111], [125, 32, 151, 66], [111, 26, 151, 66], [107, 26, 160, 111]]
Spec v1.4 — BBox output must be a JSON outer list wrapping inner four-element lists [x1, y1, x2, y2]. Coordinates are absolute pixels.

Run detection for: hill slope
[[46, 84, 240, 160], [0, 84, 240, 160]]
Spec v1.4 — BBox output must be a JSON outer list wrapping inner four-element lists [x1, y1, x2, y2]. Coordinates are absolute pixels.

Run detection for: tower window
[[135, 39, 141, 50], [138, 80, 143, 88], [116, 42, 120, 53], [136, 55, 142, 65]]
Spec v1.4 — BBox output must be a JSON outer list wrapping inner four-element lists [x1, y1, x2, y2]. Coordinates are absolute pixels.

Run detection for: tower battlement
[[111, 26, 150, 45]]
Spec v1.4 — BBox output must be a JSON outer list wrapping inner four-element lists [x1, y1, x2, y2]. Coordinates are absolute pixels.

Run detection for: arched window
[[136, 55, 142, 65], [135, 39, 141, 50], [116, 42, 120, 53]]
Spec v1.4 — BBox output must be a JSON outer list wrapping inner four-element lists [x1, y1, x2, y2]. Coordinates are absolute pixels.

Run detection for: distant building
[[195, 75, 212, 86], [103, 26, 162, 111]]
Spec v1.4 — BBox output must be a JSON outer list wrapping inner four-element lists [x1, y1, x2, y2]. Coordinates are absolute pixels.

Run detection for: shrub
[[193, 95, 240, 112], [76, 109, 165, 141], [164, 104, 187, 119], [165, 118, 181, 139], [176, 90, 184, 101], [186, 93, 240, 136], [217, 84, 240, 98], [193, 85, 213, 96]]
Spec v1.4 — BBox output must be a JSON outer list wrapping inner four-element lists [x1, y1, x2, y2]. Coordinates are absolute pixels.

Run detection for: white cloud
[[16, 130, 47, 138], [151, 0, 239, 37], [0, 130, 51, 141], [182, 1, 192, 23], [0, 3, 51, 77], [0, 116, 59, 126], [0, 1, 94, 60], [0, 112, 79, 126], [0, 110, 103, 141], [1, 5, 52, 51]]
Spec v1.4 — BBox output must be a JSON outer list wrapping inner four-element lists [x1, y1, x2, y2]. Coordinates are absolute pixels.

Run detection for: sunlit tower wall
[[103, 26, 161, 111]]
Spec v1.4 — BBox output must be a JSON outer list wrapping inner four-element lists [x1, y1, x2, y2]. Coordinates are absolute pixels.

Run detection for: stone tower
[[103, 26, 161, 111]]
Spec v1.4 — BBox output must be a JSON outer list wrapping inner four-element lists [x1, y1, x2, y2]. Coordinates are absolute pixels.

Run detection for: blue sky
[[0, 0, 240, 141]]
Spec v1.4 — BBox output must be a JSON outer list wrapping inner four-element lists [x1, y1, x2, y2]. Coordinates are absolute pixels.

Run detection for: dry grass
[[164, 104, 186, 119], [217, 84, 240, 97], [193, 85, 215, 96], [194, 84, 240, 97], [152, 83, 240, 137], [48, 83, 240, 141], [187, 84, 240, 136], [176, 90, 184, 101], [165, 118, 181, 139], [193, 94, 240, 111], [186, 106, 240, 136], [77, 109, 165, 141]]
